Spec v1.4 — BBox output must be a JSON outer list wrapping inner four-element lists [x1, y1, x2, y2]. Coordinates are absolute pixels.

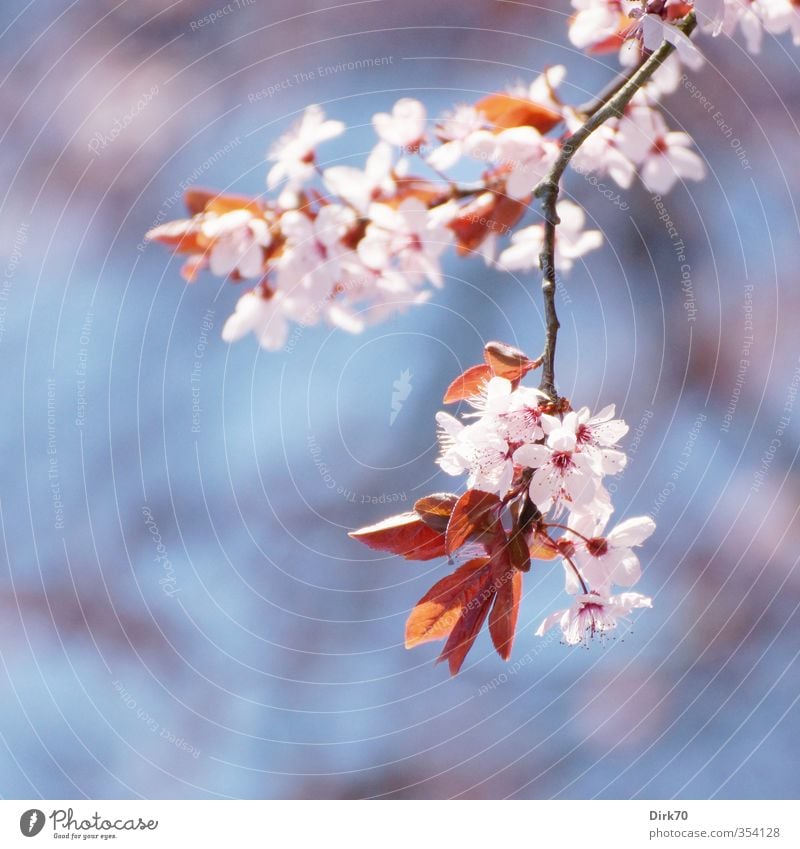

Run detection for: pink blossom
[[567, 110, 637, 189], [513, 412, 601, 515], [574, 404, 629, 475], [524, 65, 568, 114], [329, 256, 433, 331], [323, 142, 396, 214], [564, 514, 656, 592], [357, 198, 453, 287], [498, 200, 603, 273], [373, 98, 427, 149], [468, 377, 549, 444], [435, 412, 515, 495], [695, 0, 764, 52], [616, 105, 705, 194], [275, 205, 356, 317], [221, 288, 289, 350], [568, 0, 637, 51], [640, 14, 705, 69], [465, 126, 559, 199], [427, 104, 488, 171], [536, 590, 652, 645], [200, 209, 271, 279], [267, 105, 345, 194]]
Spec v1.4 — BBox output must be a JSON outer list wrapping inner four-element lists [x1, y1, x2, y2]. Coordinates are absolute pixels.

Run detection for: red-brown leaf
[[438, 582, 494, 675], [184, 188, 264, 217], [450, 193, 528, 257], [483, 340, 538, 383], [414, 493, 459, 533], [145, 220, 203, 254], [349, 512, 447, 561], [506, 529, 532, 573], [490, 193, 529, 235], [404, 557, 491, 648], [393, 177, 449, 206], [442, 364, 492, 404], [475, 93, 562, 133], [488, 569, 522, 660], [446, 490, 502, 555]]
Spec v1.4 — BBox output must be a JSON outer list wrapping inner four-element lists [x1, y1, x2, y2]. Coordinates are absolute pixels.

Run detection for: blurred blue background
[[1, 0, 799, 799]]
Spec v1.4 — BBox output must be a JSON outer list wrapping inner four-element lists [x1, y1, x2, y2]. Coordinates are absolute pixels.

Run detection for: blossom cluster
[[144, 5, 720, 352], [145, 2, 800, 355], [570, 0, 800, 57], [436, 372, 655, 646], [350, 343, 655, 670]]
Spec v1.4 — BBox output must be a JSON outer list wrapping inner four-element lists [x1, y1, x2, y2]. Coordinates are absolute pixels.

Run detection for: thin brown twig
[[577, 57, 646, 118], [533, 12, 698, 400]]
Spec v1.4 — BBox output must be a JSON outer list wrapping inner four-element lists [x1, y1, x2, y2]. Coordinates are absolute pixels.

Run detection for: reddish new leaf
[[488, 569, 522, 660], [145, 220, 203, 254], [414, 493, 459, 533], [405, 557, 491, 648], [483, 341, 540, 383], [450, 193, 527, 256], [506, 528, 532, 573], [393, 176, 448, 207], [437, 578, 495, 675], [349, 512, 447, 561], [184, 188, 263, 217], [475, 93, 562, 133], [446, 490, 502, 555], [442, 364, 492, 404]]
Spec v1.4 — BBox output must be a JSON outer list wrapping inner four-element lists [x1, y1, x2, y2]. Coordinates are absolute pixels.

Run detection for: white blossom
[[322, 142, 396, 214], [641, 14, 705, 70], [564, 514, 656, 592], [373, 98, 427, 149], [536, 590, 652, 645], [427, 104, 488, 171], [513, 412, 601, 515], [200, 209, 271, 279], [358, 198, 453, 288], [498, 200, 603, 273], [435, 411, 515, 495], [267, 105, 345, 193], [221, 289, 289, 350], [616, 105, 705, 194], [465, 126, 559, 199]]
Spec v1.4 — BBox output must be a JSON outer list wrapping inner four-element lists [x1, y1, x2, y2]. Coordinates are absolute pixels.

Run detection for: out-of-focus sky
[[1, 0, 799, 799]]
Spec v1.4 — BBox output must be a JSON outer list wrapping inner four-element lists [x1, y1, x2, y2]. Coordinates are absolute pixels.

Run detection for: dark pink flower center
[[407, 233, 423, 252], [552, 451, 573, 470], [586, 537, 609, 557]]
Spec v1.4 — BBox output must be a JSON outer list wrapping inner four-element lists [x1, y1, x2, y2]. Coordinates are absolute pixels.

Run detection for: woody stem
[[533, 11, 698, 401]]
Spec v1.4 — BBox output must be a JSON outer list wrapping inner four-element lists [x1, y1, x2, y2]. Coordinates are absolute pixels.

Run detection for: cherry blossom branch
[[533, 11, 698, 400], [577, 58, 646, 119]]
